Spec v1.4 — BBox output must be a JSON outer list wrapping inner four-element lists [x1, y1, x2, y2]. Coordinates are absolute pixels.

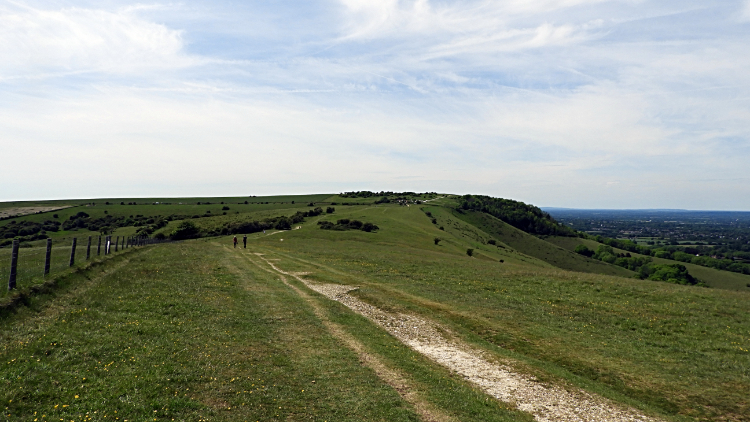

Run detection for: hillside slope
[[546, 236, 750, 291], [448, 209, 634, 277]]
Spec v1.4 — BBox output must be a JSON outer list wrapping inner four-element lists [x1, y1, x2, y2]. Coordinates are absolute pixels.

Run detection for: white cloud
[[0, 3, 190, 78], [0, 0, 749, 208], [741, 0, 750, 21]]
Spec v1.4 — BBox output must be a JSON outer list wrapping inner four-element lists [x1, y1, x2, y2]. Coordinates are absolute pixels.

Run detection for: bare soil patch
[[0, 206, 72, 219]]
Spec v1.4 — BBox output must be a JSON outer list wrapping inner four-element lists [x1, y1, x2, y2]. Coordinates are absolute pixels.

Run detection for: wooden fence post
[[121, 236, 125, 250], [44, 238, 52, 276], [69, 238, 77, 267], [8, 239, 19, 291], [86, 236, 92, 260], [97, 236, 101, 256], [115, 236, 119, 252]]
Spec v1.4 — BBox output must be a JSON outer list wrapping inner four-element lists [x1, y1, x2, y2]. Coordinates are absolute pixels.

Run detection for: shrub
[[641, 263, 698, 285], [171, 221, 200, 240], [318, 221, 334, 230], [326, 207, 335, 214], [362, 222, 378, 232], [337, 219, 350, 225], [275, 218, 292, 230], [222, 206, 230, 211], [439, 226, 445, 231], [308, 202, 315, 206], [434, 237, 441, 245], [487, 239, 496, 245], [575, 244, 595, 257], [431, 218, 437, 224], [466, 248, 474, 257], [348, 220, 363, 229], [53, 214, 58, 218]]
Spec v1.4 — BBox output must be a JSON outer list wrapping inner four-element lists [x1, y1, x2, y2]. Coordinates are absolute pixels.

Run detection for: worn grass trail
[[1, 241, 423, 421], [0, 240, 531, 421]]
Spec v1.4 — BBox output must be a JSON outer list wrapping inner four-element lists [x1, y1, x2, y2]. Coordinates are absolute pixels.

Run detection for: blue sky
[[1, 0, 749, 209]]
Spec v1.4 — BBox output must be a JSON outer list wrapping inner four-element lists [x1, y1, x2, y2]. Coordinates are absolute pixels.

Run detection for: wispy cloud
[[0, 0, 749, 209], [0, 2, 191, 78], [741, 0, 750, 20]]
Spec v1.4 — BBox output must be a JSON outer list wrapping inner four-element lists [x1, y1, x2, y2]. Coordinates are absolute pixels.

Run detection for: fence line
[[2, 235, 173, 297]]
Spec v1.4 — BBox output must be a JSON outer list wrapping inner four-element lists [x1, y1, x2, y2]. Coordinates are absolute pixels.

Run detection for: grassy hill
[[546, 236, 750, 291], [446, 208, 635, 277], [1, 194, 749, 421]]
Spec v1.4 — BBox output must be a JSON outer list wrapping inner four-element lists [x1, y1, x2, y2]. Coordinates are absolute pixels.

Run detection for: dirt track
[[257, 254, 661, 422]]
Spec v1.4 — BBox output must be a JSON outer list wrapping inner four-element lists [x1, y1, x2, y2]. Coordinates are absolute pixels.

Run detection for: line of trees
[[589, 236, 750, 276], [318, 219, 379, 232], [172, 207, 329, 240], [459, 195, 578, 237], [575, 244, 702, 285]]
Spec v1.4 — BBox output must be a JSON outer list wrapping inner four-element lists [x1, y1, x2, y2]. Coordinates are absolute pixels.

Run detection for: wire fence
[[0, 235, 169, 298]]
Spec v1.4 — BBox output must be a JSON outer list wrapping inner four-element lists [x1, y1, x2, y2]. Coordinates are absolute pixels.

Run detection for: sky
[[1, 0, 749, 209]]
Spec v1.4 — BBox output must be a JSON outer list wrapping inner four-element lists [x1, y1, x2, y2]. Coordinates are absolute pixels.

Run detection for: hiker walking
[[243, 235, 247, 248], [233, 236, 237, 248]]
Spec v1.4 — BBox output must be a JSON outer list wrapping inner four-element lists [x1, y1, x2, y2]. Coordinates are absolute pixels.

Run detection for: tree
[[466, 248, 474, 257]]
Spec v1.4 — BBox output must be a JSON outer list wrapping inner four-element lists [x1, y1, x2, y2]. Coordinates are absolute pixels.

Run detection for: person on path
[[233, 236, 237, 248], [243, 235, 247, 248]]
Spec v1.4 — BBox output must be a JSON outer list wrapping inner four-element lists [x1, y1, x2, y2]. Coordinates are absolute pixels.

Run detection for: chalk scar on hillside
[[255, 254, 660, 422]]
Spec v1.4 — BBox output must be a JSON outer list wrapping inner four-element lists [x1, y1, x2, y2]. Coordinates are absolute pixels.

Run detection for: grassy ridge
[[0, 194, 334, 234], [247, 204, 750, 421], [2, 194, 749, 421]]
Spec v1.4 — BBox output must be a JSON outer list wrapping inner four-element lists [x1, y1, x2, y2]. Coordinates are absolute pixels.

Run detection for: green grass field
[[1, 195, 749, 421]]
